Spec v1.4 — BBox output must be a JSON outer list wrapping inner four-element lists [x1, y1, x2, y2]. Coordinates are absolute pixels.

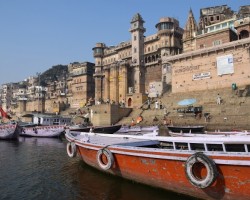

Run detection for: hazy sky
[[0, 0, 249, 85]]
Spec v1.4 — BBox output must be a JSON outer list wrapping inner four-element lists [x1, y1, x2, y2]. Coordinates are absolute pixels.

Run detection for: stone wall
[[163, 38, 250, 93], [91, 104, 132, 126]]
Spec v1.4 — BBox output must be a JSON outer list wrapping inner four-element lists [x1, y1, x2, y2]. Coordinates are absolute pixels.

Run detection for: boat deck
[[67, 131, 250, 154], [69, 131, 160, 147]]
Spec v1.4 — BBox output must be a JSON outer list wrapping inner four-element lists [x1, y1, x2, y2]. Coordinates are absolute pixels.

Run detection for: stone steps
[[117, 87, 250, 130]]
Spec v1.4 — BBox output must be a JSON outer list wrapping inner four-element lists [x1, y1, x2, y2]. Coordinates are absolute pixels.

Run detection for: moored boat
[[65, 131, 250, 200], [0, 124, 20, 140], [169, 131, 250, 137], [167, 125, 204, 133], [69, 124, 122, 134], [20, 125, 65, 137], [116, 125, 159, 133]]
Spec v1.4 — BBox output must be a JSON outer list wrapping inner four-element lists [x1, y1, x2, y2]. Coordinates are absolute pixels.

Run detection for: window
[[225, 144, 245, 152], [222, 23, 227, 28], [213, 40, 221, 46], [200, 44, 205, 49], [210, 16, 214, 21], [134, 48, 137, 53], [176, 142, 188, 150], [134, 35, 137, 41], [207, 144, 223, 151], [216, 16, 220, 20], [190, 143, 205, 151]]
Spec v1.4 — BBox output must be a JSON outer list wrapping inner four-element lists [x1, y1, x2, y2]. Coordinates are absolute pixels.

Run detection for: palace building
[[93, 5, 250, 107], [93, 14, 183, 107]]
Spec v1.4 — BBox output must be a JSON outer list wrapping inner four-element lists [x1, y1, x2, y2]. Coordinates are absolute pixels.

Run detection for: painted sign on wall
[[216, 54, 234, 75], [193, 72, 211, 80]]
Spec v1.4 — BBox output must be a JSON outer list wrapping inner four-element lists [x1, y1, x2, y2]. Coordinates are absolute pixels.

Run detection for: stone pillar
[[134, 65, 145, 94], [94, 66, 104, 102], [108, 64, 119, 103], [119, 64, 128, 102], [95, 76, 102, 102], [104, 68, 110, 101]]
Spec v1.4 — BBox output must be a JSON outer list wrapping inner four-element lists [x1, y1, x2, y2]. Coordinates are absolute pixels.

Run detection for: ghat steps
[[120, 86, 250, 131]]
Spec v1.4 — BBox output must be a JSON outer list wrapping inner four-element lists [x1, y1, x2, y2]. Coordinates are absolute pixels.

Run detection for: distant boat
[[116, 125, 159, 133], [20, 125, 65, 138], [167, 125, 204, 133], [69, 124, 122, 134], [0, 124, 20, 140], [21, 113, 72, 126], [169, 130, 250, 137], [65, 131, 250, 200]]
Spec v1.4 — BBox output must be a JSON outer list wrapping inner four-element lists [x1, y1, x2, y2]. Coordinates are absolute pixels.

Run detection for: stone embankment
[[119, 86, 250, 131]]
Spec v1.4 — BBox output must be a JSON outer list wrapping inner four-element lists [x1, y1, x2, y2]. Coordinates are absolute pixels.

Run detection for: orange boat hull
[[71, 141, 250, 200]]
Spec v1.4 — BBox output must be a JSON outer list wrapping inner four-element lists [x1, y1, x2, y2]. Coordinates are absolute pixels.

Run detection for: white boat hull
[[0, 124, 19, 140], [20, 125, 65, 137]]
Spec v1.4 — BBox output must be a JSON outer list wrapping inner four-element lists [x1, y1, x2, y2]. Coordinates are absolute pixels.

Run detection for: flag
[[0, 107, 12, 119]]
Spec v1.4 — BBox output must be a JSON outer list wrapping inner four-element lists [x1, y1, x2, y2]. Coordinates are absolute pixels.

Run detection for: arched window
[[239, 30, 249, 39], [152, 55, 155, 62]]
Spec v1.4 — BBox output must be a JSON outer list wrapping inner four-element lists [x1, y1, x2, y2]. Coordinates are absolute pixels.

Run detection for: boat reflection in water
[[0, 137, 197, 200]]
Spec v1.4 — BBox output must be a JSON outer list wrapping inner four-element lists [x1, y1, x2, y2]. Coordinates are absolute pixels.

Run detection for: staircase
[[117, 87, 250, 131]]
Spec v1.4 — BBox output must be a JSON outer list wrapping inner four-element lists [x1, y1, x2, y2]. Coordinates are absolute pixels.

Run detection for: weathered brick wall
[[196, 29, 235, 49], [145, 64, 162, 91]]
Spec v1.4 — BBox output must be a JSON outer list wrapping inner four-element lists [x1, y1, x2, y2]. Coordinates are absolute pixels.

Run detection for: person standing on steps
[[217, 93, 221, 105]]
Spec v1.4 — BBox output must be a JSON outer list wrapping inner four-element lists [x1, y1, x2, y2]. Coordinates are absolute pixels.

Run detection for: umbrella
[[177, 98, 196, 106]]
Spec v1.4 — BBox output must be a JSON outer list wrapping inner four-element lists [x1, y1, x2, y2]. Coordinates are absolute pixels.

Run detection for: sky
[[0, 0, 249, 85]]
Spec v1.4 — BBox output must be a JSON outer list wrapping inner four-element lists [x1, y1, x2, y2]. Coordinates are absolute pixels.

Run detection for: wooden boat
[[20, 125, 65, 137], [167, 125, 204, 133], [69, 124, 122, 134], [0, 124, 20, 140], [21, 113, 72, 126], [169, 130, 250, 137], [205, 130, 250, 135], [65, 131, 250, 200], [116, 125, 159, 133]]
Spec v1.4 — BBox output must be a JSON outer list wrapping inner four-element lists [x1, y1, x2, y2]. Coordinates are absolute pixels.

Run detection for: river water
[[0, 137, 198, 200]]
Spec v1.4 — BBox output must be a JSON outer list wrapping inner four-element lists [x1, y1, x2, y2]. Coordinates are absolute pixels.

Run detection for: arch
[[239, 30, 249, 39], [152, 55, 156, 62], [148, 56, 151, 63], [127, 98, 132, 107]]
